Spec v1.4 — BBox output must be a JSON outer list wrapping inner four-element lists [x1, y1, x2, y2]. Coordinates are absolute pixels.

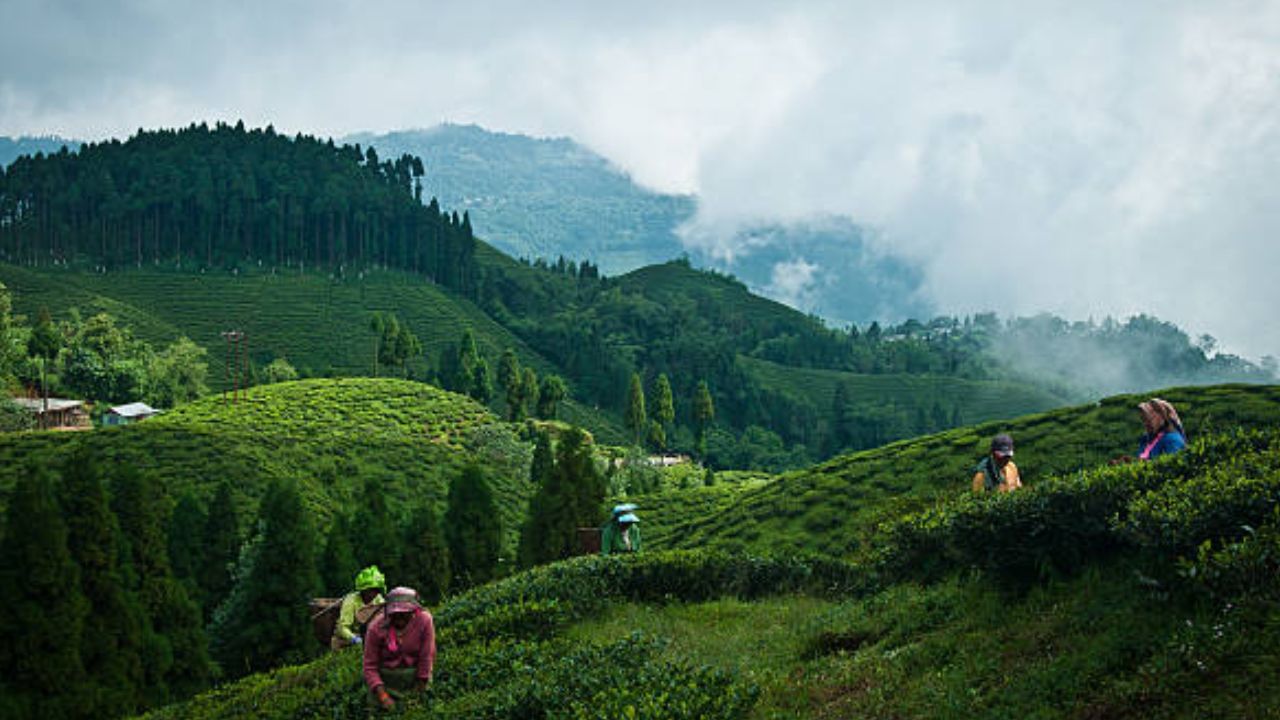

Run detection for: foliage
[[112, 465, 212, 699], [61, 449, 147, 718], [0, 123, 478, 296], [519, 427, 605, 567], [210, 477, 321, 679], [445, 464, 502, 588], [641, 383, 1280, 560], [0, 463, 89, 719], [402, 501, 451, 605], [259, 356, 298, 385]]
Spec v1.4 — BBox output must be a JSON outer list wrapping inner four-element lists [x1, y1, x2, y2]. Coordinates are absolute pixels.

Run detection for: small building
[[12, 397, 91, 430], [104, 402, 160, 426]]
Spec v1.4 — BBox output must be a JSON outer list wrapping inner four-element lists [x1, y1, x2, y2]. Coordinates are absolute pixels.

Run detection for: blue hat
[[612, 503, 637, 517], [617, 513, 639, 524]]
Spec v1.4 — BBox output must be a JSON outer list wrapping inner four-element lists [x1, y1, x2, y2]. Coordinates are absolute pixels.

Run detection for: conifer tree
[[445, 464, 501, 587], [61, 451, 147, 717], [402, 502, 451, 605], [352, 474, 401, 582], [169, 492, 207, 588], [519, 427, 603, 567], [521, 366, 539, 419], [472, 357, 494, 403], [0, 464, 89, 719], [498, 348, 523, 421], [210, 477, 320, 677], [530, 430, 555, 486], [319, 511, 359, 594], [198, 482, 241, 621], [112, 466, 211, 700], [652, 373, 675, 448], [536, 374, 568, 419], [625, 372, 647, 446], [693, 380, 715, 458]]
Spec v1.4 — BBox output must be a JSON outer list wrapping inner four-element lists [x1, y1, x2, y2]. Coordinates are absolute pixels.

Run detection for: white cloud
[[2, 0, 1278, 357]]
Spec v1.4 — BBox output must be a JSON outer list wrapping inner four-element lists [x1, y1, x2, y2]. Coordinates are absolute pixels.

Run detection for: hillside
[[639, 383, 1280, 557], [348, 126, 929, 324], [0, 378, 533, 556], [135, 402, 1280, 718], [0, 263, 627, 442], [346, 125, 693, 274]]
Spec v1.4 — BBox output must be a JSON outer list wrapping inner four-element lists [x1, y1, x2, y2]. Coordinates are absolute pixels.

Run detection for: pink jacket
[[362, 608, 436, 690]]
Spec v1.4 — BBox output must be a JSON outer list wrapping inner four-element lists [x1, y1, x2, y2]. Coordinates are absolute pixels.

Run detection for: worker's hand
[[374, 685, 395, 710], [351, 635, 362, 646]]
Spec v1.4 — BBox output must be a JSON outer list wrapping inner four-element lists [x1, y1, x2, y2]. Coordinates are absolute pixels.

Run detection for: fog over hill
[[349, 125, 931, 326]]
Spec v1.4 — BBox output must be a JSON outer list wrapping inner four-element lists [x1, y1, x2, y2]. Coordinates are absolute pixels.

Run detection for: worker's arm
[[972, 471, 985, 493], [631, 525, 641, 552]]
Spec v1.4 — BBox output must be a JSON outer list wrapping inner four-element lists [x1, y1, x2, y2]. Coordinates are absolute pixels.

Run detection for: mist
[[3, 0, 1278, 358]]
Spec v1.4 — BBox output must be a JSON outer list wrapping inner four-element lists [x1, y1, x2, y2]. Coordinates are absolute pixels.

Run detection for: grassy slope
[[639, 383, 1280, 558], [0, 378, 533, 558], [739, 354, 1068, 429], [0, 262, 628, 443], [131, 389, 1280, 719]]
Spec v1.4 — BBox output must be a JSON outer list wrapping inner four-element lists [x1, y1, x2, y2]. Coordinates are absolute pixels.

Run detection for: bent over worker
[[601, 504, 641, 555], [973, 433, 1022, 493], [363, 586, 436, 710]]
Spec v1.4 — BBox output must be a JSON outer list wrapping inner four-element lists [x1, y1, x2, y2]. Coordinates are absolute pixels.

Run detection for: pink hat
[[384, 586, 421, 615]]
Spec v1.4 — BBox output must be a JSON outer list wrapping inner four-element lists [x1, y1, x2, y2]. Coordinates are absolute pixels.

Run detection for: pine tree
[[112, 466, 211, 700], [521, 366, 539, 419], [530, 430, 555, 486], [519, 427, 603, 567], [198, 482, 240, 621], [210, 477, 321, 677], [401, 502, 451, 605], [169, 492, 207, 588], [445, 464, 501, 588], [472, 357, 494, 403], [652, 373, 675, 448], [693, 380, 715, 458], [319, 511, 359, 594], [498, 348, 523, 421], [0, 463, 90, 719], [61, 451, 147, 717], [536, 374, 568, 419], [352, 474, 401, 582], [625, 372, 647, 446]]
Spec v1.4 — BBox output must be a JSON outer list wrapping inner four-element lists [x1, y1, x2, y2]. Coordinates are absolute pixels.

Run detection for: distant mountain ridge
[[347, 125, 931, 326], [0, 135, 81, 168]]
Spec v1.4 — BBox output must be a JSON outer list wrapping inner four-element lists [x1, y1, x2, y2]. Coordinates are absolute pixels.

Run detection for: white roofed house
[[104, 402, 161, 426]]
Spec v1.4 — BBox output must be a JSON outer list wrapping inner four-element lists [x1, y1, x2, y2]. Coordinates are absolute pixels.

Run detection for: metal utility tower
[[221, 330, 248, 405]]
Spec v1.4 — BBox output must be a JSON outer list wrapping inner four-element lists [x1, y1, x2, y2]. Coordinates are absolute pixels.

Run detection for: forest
[[0, 122, 479, 295]]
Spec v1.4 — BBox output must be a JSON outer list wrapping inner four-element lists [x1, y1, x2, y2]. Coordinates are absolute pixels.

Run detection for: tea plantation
[[0, 377, 535, 557], [639, 383, 1280, 558], [130, 383, 1280, 718]]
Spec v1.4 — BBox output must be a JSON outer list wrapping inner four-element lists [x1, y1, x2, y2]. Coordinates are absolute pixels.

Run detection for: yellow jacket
[[972, 458, 1021, 493]]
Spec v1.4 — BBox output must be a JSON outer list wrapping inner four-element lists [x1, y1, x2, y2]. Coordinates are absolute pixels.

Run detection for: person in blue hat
[[601, 504, 641, 555]]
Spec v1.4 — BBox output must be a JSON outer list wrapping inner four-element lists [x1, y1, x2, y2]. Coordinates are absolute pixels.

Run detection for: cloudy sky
[[3, 0, 1279, 357]]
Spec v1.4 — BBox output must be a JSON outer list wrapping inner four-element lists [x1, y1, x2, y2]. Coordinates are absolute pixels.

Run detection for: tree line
[[0, 122, 478, 295]]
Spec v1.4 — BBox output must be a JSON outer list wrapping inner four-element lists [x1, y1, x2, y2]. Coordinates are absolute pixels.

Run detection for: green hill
[[0, 263, 627, 443], [638, 383, 1280, 557], [136, 411, 1280, 718], [0, 377, 533, 557]]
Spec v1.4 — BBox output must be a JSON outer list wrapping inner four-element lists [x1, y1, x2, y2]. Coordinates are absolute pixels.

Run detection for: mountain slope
[[640, 383, 1280, 556], [0, 263, 628, 442], [345, 125, 694, 274], [0, 378, 533, 557], [135, 411, 1280, 719]]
